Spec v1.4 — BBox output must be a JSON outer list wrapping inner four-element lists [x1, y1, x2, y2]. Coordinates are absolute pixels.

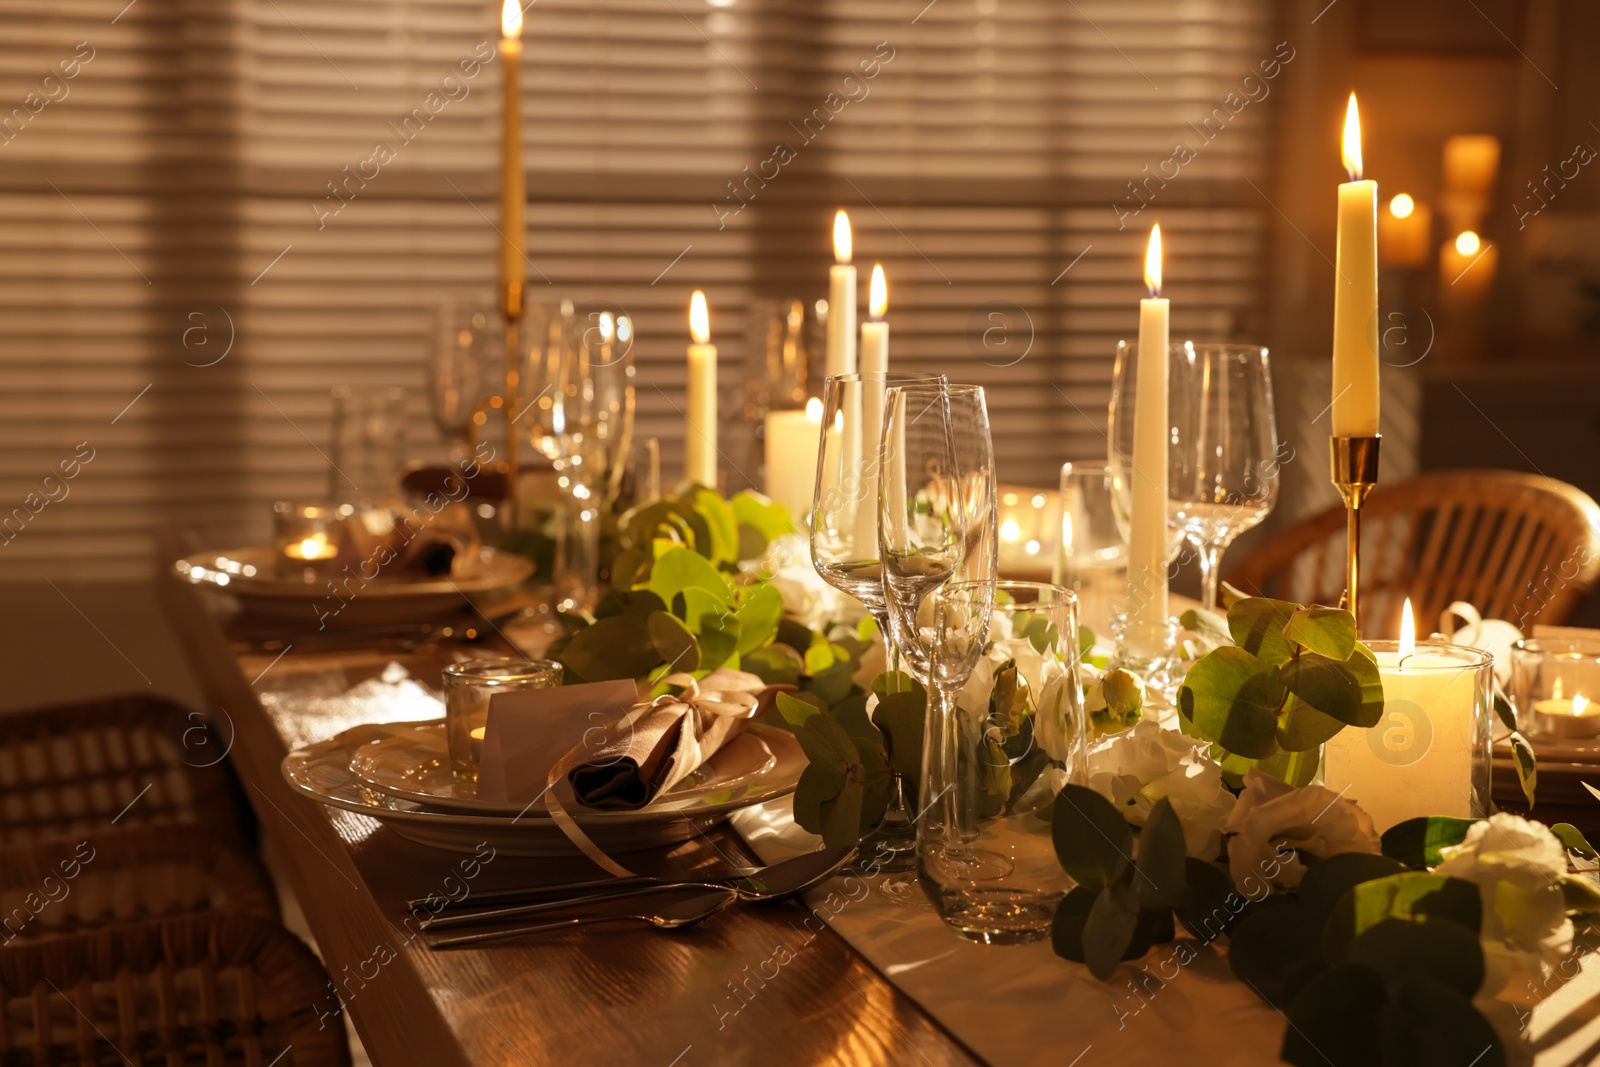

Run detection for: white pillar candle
[[685, 290, 718, 488], [1126, 225, 1169, 658], [1323, 600, 1492, 832], [764, 398, 824, 523], [1332, 93, 1380, 439], [826, 210, 857, 379]]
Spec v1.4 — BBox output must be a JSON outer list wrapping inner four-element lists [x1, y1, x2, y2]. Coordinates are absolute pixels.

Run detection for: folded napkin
[[475, 679, 640, 804], [569, 668, 776, 810], [334, 500, 481, 579]]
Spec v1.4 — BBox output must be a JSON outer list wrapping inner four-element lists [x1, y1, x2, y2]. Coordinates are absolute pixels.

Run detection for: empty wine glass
[[1170, 344, 1280, 611], [429, 299, 496, 461], [879, 382, 999, 686], [1107, 341, 1189, 572]]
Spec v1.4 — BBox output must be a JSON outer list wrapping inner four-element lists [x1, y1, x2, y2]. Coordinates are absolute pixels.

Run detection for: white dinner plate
[[175, 546, 532, 630], [346, 720, 778, 816], [281, 720, 803, 857]]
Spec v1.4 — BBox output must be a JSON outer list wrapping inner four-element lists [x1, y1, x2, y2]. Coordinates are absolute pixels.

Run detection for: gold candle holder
[[1330, 435, 1381, 633], [501, 279, 524, 530]]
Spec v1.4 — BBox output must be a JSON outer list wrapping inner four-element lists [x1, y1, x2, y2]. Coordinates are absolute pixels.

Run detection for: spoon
[[418, 846, 856, 931], [428, 888, 736, 948]]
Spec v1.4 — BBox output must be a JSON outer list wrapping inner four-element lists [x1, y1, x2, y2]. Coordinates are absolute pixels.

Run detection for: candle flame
[[501, 0, 522, 38], [833, 210, 852, 264], [805, 396, 823, 423], [598, 311, 614, 343], [1342, 93, 1363, 181], [689, 290, 710, 344], [1000, 519, 1021, 544], [616, 315, 632, 343], [1390, 193, 1415, 219], [869, 263, 887, 319], [1455, 230, 1481, 256], [1576, 694, 1591, 715], [1399, 597, 1415, 657], [298, 535, 326, 558], [1143, 224, 1162, 297]]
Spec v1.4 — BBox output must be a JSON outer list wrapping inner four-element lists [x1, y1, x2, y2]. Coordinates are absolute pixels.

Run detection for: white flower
[[955, 632, 1045, 718], [1086, 721, 1236, 860], [1032, 661, 1080, 765], [1223, 770, 1381, 891], [1435, 813, 1574, 976], [765, 535, 866, 630]]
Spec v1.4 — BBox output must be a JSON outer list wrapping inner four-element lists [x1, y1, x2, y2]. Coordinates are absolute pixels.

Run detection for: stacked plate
[[281, 719, 804, 857]]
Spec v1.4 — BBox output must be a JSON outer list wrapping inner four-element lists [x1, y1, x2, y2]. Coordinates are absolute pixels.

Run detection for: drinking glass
[[329, 385, 407, 502], [879, 382, 999, 685], [1169, 344, 1280, 611], [1054, 462, 1127, 609], [919, 580, 1085, 944], [810, 371, 945, 870], [442, 657, 563, 782], [429, 299, 496, 461], [522, 303, 635, 612]]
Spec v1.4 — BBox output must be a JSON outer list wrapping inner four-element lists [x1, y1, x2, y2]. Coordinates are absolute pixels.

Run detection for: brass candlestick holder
[[501, 279, 524, 529], [1330, 435, 1381, 633]]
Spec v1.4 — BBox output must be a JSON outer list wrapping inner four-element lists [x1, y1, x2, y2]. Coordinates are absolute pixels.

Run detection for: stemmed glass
[[1107, 341, 1189, 575], [522, 303, 636, 613], [429, 299, 496, 462], [810, 371, 944, 870], [1169, 344, 1280, 611]]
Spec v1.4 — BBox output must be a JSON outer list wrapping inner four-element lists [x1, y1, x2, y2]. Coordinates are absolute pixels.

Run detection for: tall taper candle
[[1332, 93, 1379, 438], [1127, 224, 1169, 658], [498, 0, 525, 315], [852, 265, 890, 551], [686, 291, 718, 488], [826, 211, 857, 378]]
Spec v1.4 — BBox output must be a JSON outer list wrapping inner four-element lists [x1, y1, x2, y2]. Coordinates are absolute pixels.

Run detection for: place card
[[475, 679, 638, 804]]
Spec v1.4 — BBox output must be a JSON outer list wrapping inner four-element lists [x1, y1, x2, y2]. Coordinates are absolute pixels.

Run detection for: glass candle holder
[[441, 658, 563, 782], [1322, 641, 1495, 833], [272, 501, 344, 577], [1510, 637, 1600, 740]]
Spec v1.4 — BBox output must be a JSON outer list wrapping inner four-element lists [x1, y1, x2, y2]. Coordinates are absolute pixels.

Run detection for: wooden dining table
[[158, 571, 983, 1067]]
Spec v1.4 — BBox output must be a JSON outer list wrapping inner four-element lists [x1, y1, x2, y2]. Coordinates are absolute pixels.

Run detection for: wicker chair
[[0, 828, 279, 945], [0, 913, 350, 1066], [1225, 470, 1600, 636], [0, 693, 245, 848]]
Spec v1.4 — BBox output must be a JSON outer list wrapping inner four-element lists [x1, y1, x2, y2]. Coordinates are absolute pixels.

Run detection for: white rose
[[850, 630, 887, 690], [1032, 659, 1081, 765], [1223, 769, 1381, 891], [954, 635, 1043, 718], [1435, 813, 1574, 976], [1087, 721, 1236, 860]]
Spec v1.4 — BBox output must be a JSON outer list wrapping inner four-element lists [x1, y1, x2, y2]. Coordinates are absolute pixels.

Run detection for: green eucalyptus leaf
[[646, 611, 701, 674], [806, 661, 858, 706], [1083, 883, 1141, 980], [1175, 857, 1241, 943], [682, 591, 740, 671], [1275, 695, 1349, 751], [1052, 784, 1133, 891], [1178, 645, 1285, 759], [776, 690, 823, 729], [1280, 963, 1386, 1066], [817, 776, 864, 846], [1248, 746, 1322, 788], [1349, 917, 1483, 997], [1219, 581, 1250, 610], [734, 582, 784, 655], [1322, 873, 1482, 964], [1380, 817, 1477, 869], [1296, 853, 1411, 923], [621, 498, 710, 555], [1278, 652, 1377, 729], [1493, 687, 1518, 732], [828, 692, 877, 741], [872, 690, 926, 784], [1560, 873, 1600, 913], [852, 734, 895, 834], [775, 618, 817, 654], [1050, 885, 1098, 963], [1381, 976, 1507, 1067], [1079, 623, 1097, 659], [690, 487, 741, 565], [559, 613, 663, 682], [743, 643, 804, 687], [803, 632, 838, 676], [871, 671, 924, 697], [648, 546, 731, 609], [1553, 822, 1598, 860], [1228, 902, 1326, 1008], [1283, 606, 1357, 660], [856, 615, 879, 644], [1179, 607, 1233, 650], [736, 524, 768, 561], [730, 490, 796, 542], [1134, 797, 1188, 909], [1226, 597, 1301, 667], [1510, 731, 1538, 809]]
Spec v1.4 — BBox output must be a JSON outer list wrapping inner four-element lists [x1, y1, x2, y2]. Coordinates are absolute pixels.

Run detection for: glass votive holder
[[272, 501, 344, 577], [441, 658, 563, 782], [1322, 641, 1495, 833], [1510, 637, 1600, 740]]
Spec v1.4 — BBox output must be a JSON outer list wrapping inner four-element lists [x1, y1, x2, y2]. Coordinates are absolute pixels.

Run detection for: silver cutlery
[[416, 846, 856, 931], [428, 887, 736, 948]]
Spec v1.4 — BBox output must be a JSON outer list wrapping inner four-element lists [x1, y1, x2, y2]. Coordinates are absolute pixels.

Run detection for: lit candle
[[764, 397, 824, 522], [1439, 230, 1498, 305], [685, 291, 718, 488], [859, 264, 889, 376], [851, 264, 890, 551], [1378, 193, 1431, 269], [1323, 599, 1493, 832], [1332, 93, 1379, 439], [498, 0, 525, 313], [826, 211, 857, 379], [1442, 134, 1501, 196], [1530, 682, 1600, 740], [1126, 224, 1169, 658], [285, 532, 337, 561]]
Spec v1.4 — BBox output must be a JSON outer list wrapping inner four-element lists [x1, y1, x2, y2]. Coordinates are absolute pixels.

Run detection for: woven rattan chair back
[[1224, 470, 1600, 636]]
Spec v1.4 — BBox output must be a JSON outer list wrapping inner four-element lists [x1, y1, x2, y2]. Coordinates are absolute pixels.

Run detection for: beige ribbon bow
[[544, 668, 770, 876]]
